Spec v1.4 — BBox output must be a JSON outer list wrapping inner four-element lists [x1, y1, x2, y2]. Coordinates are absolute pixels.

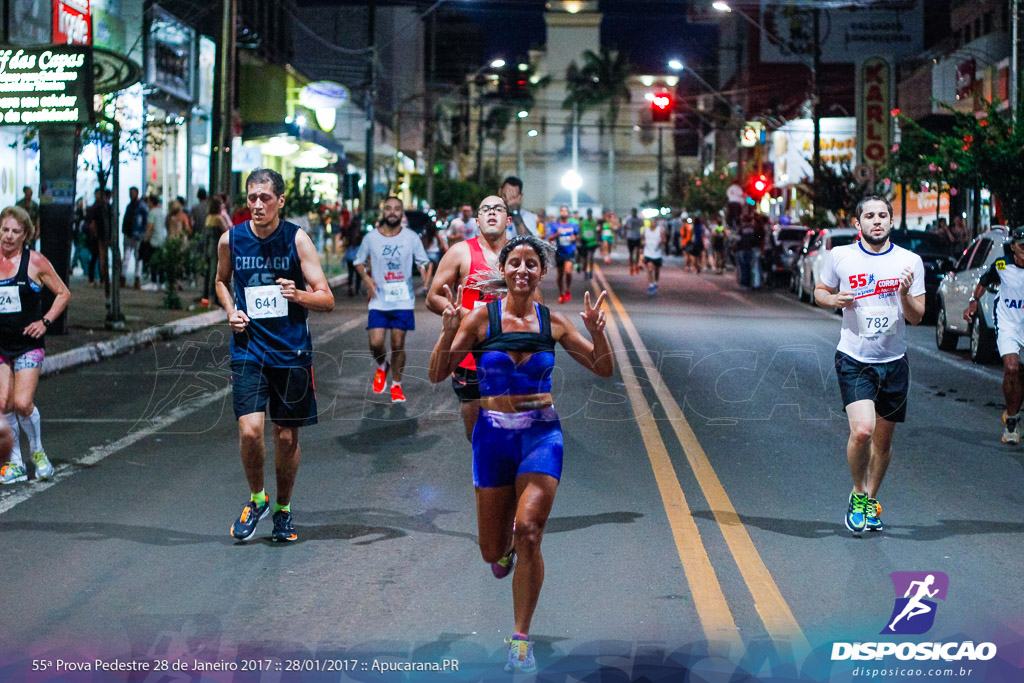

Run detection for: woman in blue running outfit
[[429, 234, 613, 673]]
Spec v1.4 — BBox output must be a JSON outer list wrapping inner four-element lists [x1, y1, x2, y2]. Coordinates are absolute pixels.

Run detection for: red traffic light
[[651, 93, 672, 122], [748, 173, 771, 200]]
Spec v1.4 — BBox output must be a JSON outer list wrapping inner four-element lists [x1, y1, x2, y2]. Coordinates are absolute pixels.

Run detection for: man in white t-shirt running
[[355, 196, 431, 403], [815, 196, 926, 535], [964, 226, 1024, 443]]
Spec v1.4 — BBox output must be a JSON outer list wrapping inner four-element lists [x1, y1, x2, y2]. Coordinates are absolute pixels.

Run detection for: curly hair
[[0, 205, 36, 245], [465, 234, 555, 297]]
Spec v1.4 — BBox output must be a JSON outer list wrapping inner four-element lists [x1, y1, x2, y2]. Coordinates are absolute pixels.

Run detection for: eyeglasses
[[478, 204, 507, 215]]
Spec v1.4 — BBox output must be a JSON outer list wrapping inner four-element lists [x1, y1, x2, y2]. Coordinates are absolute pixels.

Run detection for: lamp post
[[713, 2, 821, 177], [668, 59, 738, 175], [516, 110, 528, 179]]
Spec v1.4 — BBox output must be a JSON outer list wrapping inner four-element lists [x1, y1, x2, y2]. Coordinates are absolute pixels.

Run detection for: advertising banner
[[0, 46, 94, 127]]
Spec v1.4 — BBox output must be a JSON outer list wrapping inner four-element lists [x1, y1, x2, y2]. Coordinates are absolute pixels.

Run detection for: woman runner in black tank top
[[0, 205, 71, 485]]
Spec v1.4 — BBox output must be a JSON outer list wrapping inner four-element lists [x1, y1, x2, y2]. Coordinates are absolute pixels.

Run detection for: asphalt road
[[1, 257, 1021, 683]]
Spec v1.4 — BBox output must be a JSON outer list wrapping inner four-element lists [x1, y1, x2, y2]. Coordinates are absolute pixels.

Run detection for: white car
[[795, 228, 861, 304], [934, 226, 1011, 363]]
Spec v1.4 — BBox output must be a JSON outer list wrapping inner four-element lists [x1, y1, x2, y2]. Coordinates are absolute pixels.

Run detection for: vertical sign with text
[[860, 57, 891, 176], [53, 0, 92, 45]]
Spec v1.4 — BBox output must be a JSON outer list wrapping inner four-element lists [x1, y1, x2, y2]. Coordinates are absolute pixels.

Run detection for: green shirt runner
[[580, 218, 599, 247]]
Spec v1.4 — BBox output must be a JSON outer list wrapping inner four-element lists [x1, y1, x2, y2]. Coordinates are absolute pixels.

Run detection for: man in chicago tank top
[[216, 169, 335, 543], [427, 195, 515, 440]]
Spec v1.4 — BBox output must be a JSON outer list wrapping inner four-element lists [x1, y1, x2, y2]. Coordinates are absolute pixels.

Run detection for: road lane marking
[[0, 317, 365, 517], [595, 266, 811, 655], [599, 284, 742, 654]]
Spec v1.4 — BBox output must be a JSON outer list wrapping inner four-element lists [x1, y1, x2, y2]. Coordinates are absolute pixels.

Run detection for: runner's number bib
[[245, 284, 287, 319], [0, 286, 21, 314], [856, 306, 898, 338], [383, 281, 411, 303]]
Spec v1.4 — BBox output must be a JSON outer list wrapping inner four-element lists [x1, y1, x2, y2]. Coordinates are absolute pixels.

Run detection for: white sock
[[391, 381, 401, 388], [5, 412, 21, 466], [18, 407, 42, 455], [377, 360, 387, 371]]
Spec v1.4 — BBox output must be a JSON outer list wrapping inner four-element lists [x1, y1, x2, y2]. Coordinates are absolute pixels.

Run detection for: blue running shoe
[[231, 498, 271, 541], [865, 498, 883, 532], [491, 547, 516, 579], [271, 509, 298, 542], [504, 638, 536, 674], [0, 461, 26, 484], [845, 490, 868, 534]]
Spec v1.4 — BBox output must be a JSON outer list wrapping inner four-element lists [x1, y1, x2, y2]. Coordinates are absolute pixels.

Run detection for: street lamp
[[562, 169, 582, 211]]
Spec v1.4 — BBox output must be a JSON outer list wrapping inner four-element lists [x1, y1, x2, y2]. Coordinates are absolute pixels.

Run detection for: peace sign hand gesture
[[580, 290, 608, 334], [441, 284, 465, 334]]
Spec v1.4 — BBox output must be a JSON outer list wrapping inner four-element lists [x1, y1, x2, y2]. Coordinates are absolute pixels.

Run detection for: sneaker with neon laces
[[0, 461, 26, 484], [845, 490, 869, 534], [372, 363, 389, 394], [390, 384, 407, 403], [1003, 413, 1021, 444], [271, 509, 298, 542], [32, 451, 53, 480], [230, 498, 271, 541], [504, 638, 536, 673], [866, 497, 883, 532], [491, 547, 516, 579]]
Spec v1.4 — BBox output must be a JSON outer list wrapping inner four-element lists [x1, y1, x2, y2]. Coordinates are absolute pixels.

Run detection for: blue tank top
[[230, 220, 312, 367], [473, 300, 556, 396]]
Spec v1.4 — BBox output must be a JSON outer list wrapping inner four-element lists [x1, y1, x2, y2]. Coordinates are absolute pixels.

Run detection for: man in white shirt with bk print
[[815, 195, 926, 536]]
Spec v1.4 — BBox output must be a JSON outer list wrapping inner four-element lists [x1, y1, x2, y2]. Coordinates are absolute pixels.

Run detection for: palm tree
[[484, 106, 513, 179], [562, 60, 602, 154], [579, 48, 632, 204]]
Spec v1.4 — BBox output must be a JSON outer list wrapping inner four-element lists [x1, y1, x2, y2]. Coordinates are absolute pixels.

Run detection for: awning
[[242, 122, 346, 162]]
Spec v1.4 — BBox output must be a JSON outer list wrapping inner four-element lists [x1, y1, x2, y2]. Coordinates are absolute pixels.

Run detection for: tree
[[577, 47, 632, 193], [800, 162, 872, 225], [484, 106, 513, 178], [667, 168, 731, 216]]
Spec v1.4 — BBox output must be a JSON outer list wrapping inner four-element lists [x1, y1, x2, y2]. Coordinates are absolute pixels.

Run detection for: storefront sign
[[772, 117, 856, 185], [740, 121, 763, 148], [859, 57, 891, 174], [147, 9, 195, 102], [53, 0, 91, 45], [0, 46, 93, 126]]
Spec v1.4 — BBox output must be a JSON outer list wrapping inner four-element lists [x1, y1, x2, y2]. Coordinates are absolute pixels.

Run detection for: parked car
[[888, 229, 958, 324], [934, 226, 1011, 363], [796, 228, 861, 303], [790, 228, 816, 293], [767, 224, 810, 289]]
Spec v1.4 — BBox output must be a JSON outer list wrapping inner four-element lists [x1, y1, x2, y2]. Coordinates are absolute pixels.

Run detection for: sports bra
[[473, 299, 556, 396]]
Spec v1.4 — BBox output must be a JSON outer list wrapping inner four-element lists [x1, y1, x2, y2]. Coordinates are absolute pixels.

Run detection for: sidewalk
[[41, 260, 348, 377]]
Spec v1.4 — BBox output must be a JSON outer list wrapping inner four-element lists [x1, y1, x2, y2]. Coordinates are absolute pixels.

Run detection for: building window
[[984, 12, 992, 35], [954, 28, 962, 48], [974, 17, 981, 39], [964, 23, 971, 42]]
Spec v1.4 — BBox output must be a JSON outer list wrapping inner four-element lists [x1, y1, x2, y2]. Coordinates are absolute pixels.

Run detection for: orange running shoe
[[390, 384, 407, 403], [372, 364, 389, 393]]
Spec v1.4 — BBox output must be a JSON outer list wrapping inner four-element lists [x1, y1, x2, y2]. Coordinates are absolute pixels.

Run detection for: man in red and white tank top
[[428, 196, 512, 440]]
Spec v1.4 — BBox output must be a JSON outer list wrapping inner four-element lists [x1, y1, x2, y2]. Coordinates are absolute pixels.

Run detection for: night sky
[[453, 0, 719, 74]]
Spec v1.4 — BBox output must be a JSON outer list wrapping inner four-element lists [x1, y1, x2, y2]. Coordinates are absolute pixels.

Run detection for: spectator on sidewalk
[[190, 188, 210, 233], [143, 195, 166, 284], [86, 189, 110, 289], [121, 187, 148, 289], [15, 186, 39, 239]]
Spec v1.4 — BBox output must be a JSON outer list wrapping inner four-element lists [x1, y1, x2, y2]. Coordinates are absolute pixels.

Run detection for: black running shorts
[[834, 351, 909, 423], [231, 360, 318, 427], [452, 365, 481, 402]]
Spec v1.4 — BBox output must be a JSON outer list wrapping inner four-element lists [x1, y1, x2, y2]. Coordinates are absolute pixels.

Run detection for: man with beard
[[815, 196, 925, 536], [355, 196, 430, 403], [427, 196, 515, 440]]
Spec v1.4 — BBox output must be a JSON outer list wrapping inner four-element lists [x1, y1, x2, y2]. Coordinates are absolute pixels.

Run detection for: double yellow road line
[[592, 266, 810, 659]]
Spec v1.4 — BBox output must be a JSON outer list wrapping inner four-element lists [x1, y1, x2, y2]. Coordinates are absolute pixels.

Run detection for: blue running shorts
[[472, 407, 563, 487]]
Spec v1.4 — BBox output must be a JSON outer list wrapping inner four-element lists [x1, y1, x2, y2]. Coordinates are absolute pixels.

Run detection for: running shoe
[[866, 498, 883, 532], [390, 385, 407, 403], [0, 462, 26, 484], [32, 451, 54, 480], [845, 490, 869, 534], [230, 498, 271, 541], [557, 293, 567, 304], [372, 363, 389, 394], [504, 638, 536, 674], [647, 283, 657, 295], [1003, 413, 1021, 444], [565, 292, 571, 303], [271, 509, 298, 542], [491, 547, 516, 579]]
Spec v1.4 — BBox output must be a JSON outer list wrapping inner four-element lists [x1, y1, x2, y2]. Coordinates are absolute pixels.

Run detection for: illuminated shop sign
[[0, 46, 93, 126], [147, 10, 195, 102], [53, 0, 92, 45], [859, 57, 891, 174]]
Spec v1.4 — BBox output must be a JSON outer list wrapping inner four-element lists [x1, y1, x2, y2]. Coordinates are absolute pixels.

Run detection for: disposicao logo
[[882, 571, 948, 635], [831, 572, 998, 663]]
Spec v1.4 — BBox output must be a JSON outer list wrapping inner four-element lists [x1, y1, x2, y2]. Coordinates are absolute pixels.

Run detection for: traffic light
[[651, 92, 673, 123], [748, 172, 772, 200]]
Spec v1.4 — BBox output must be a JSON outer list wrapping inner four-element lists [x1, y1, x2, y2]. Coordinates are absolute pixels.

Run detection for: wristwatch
[[41, 318, 51, 328], [968, 297, 978, 304]]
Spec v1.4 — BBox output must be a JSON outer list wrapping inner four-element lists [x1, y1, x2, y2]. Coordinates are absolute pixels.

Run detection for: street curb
[[40, 273, 349, 377]]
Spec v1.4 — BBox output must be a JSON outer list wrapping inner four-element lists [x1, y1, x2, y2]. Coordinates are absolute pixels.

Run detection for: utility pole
[[656, 126, 664, 205], [211, 0, 236, 195], [362, 0, 377, 221], [1013, 0, 1020, 120], [425, 9, 437, 207], [476, 87, 485, 185], [811, 7, 822, 176]]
